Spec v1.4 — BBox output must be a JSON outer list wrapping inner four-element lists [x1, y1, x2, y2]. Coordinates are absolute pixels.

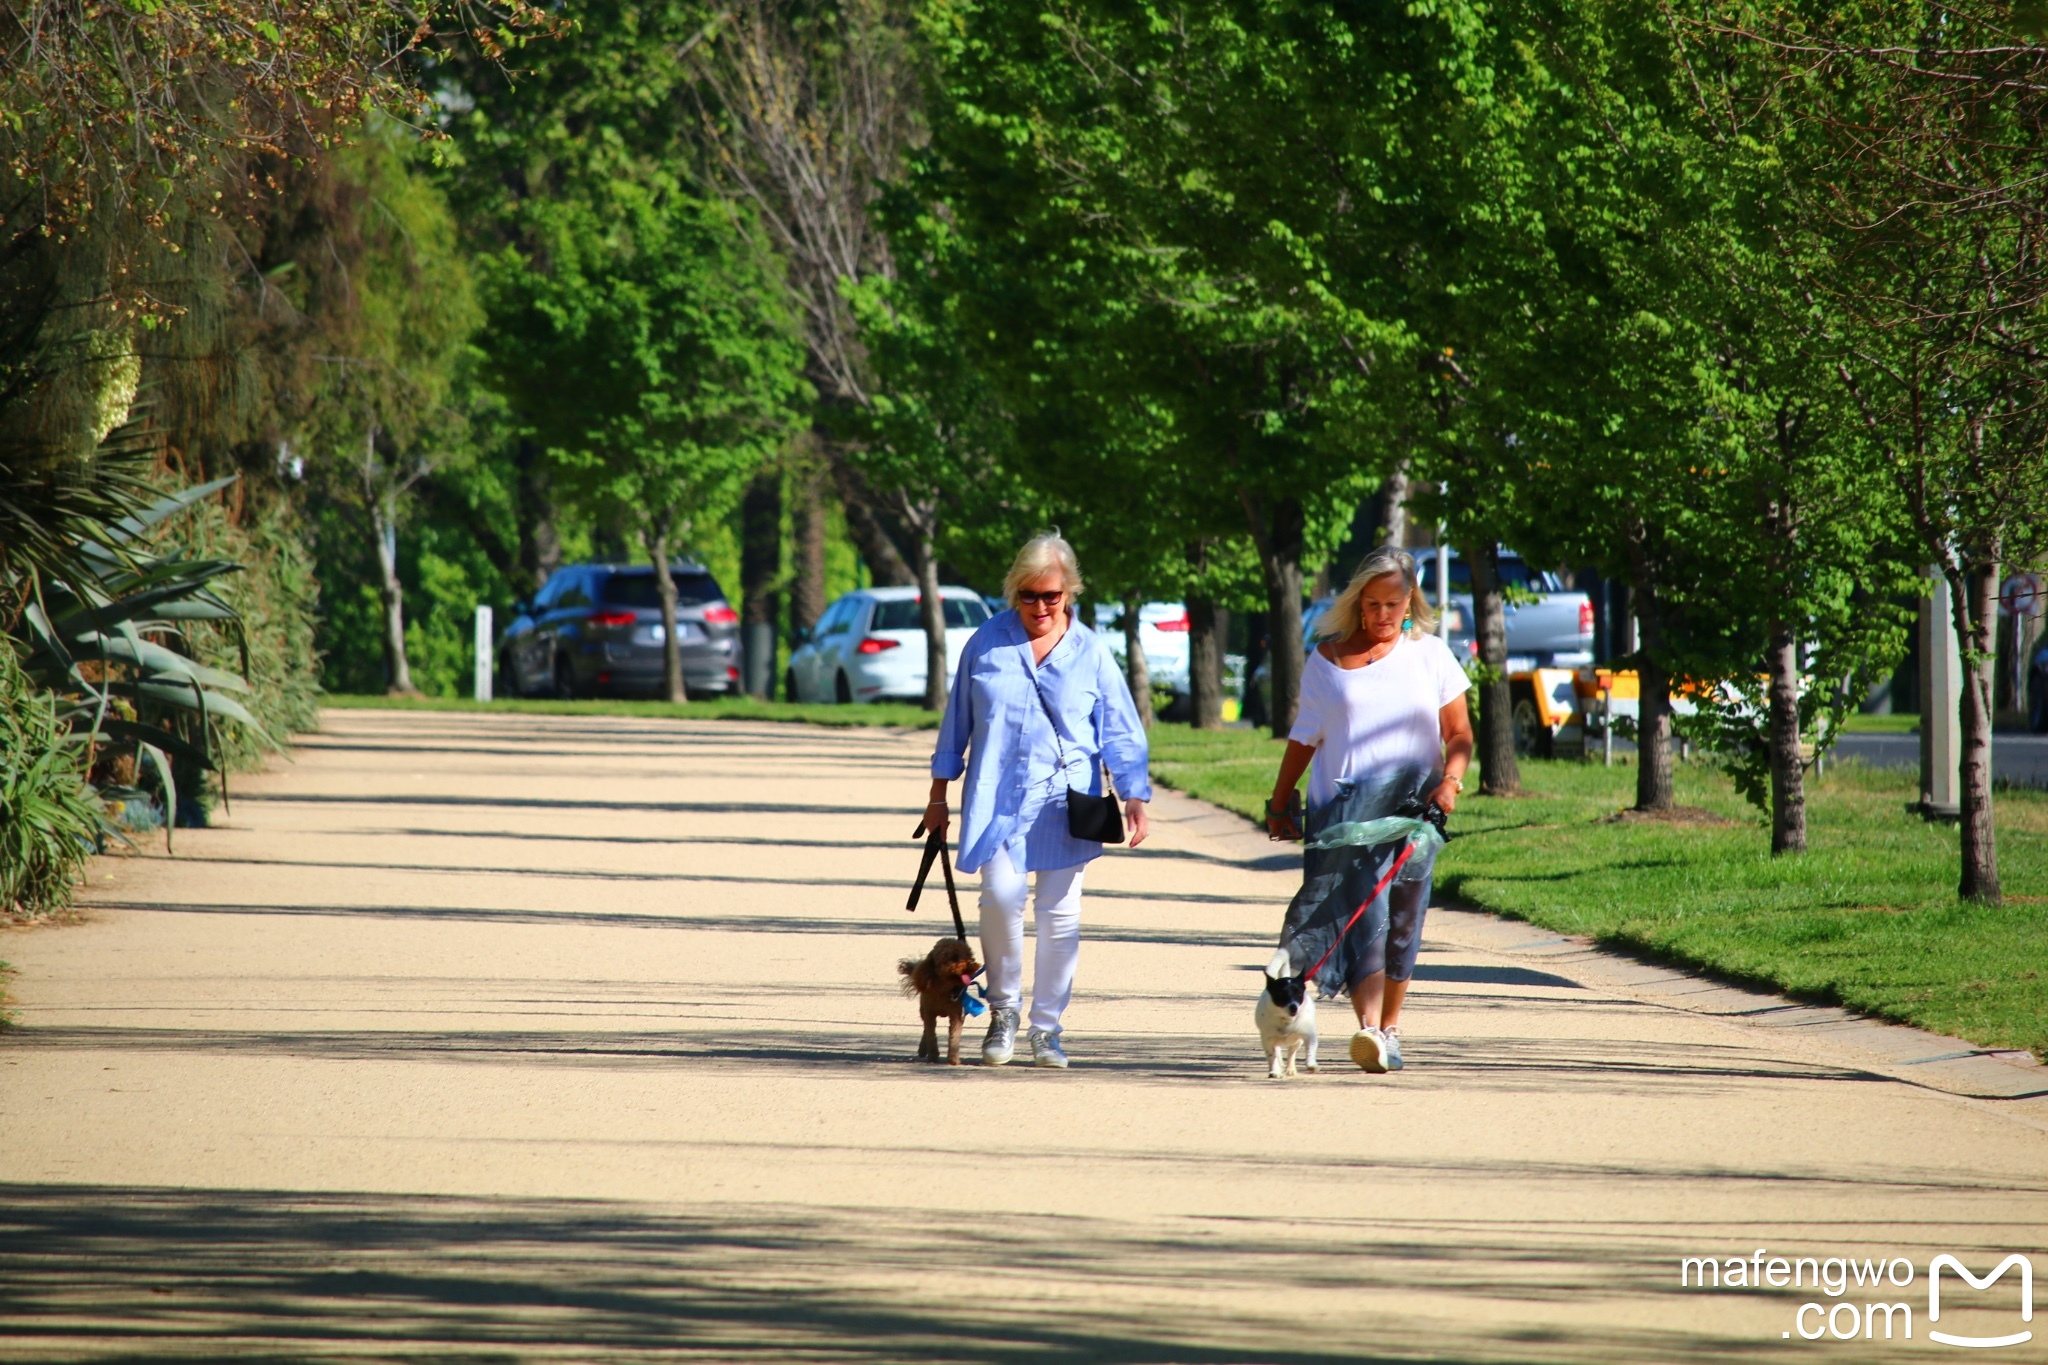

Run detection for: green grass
[[1147, 721, 2048, 1057], [320, 692, 942, 729], [1840, 713, 1920, 734]]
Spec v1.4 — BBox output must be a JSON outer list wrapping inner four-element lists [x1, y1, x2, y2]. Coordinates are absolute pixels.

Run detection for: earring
[[1402, 617, 1411, 631]]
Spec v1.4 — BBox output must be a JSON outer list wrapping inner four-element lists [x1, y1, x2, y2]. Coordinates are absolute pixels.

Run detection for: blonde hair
[[1318, 545, 1436, 641], [1003, 532, 1084, 609]]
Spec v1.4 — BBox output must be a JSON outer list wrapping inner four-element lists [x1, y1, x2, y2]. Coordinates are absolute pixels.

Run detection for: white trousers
[[978, 846, 1087, 1035]]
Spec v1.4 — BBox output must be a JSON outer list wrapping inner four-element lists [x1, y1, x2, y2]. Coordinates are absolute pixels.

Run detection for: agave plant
[[6, 468, 267, 850]]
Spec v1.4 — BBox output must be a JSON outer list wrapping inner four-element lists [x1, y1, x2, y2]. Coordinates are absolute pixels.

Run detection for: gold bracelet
[[1448, 774, 1466, 793]]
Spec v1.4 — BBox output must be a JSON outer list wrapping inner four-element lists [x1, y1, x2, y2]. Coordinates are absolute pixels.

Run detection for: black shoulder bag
[[1031, 673, 1125, 845]]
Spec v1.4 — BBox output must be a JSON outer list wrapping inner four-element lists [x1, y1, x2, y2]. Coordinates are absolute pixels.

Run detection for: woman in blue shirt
[[924, 534, 1152, 1068]]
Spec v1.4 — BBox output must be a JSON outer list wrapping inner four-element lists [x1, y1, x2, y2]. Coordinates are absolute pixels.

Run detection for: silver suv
[[499, 561, 740, 699], [1419, 550, 1594, 668]]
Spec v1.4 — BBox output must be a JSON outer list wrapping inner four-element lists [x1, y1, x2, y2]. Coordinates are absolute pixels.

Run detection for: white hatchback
[[787, 586, 994, 703]]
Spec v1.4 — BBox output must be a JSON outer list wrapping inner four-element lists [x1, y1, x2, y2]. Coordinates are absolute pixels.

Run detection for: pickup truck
[[1418, 549, 1595, 669]]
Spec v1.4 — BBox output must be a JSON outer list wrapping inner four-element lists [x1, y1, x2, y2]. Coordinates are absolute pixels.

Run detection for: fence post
[[474, 605, 494, 703]]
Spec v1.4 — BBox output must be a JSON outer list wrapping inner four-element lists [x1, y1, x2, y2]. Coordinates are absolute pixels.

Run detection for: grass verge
[[320, 692, 941, 729], [1147, 722, 2048, 1057]]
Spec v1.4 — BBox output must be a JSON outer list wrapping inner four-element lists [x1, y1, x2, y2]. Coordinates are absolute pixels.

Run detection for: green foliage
[[0, 639, 102, 919], [162, 490, 323, 770], [481, 179, 807, 547]]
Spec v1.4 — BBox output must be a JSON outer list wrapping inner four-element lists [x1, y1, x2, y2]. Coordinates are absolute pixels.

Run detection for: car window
[[822, 597, 861, 635], [1418, 559, 1474, 592], [871, 599, 919, 631], [872, 597, 994, 630], [554, 573, 593, 610], [603, 572, 723, 608]]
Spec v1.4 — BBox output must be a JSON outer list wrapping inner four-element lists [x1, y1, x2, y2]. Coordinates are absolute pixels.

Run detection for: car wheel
[[835, 670, 852, 704], [1511, 696, 1554, 759], [554, 656, 576, 701]]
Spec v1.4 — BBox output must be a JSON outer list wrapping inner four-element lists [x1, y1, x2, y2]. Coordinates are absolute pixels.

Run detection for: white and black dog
[[1255, 949, 1318, 1079]]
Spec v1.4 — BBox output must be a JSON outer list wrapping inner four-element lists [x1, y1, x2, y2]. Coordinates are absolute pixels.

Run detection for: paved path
[[2, 710, 2045, 1363]]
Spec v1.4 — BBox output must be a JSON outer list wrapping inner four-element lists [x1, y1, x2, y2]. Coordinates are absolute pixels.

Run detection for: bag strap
[[1029, 646, 1115, 798], [908, 820, 966, 940]]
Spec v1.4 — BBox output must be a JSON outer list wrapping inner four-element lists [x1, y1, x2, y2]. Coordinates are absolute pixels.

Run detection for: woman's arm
[[924, 637, 979, 838], [1431, 694, 1475, 813], [1094, 635, 1152, 847], [1266, 740, 1314, 839]]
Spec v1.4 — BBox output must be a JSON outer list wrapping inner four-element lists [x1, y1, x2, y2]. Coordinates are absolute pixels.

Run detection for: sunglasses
[[1016, 590, 1066, 606]]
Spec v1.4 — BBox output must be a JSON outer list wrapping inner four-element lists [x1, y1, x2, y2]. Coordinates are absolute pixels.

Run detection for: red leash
[[1296, 839, 1419, 985]]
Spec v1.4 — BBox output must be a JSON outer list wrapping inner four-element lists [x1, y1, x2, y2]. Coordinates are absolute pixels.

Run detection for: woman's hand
[[921, 793, 950, 839], [1125, 798, 1150, 848], [1428, 775, 1463, 815]]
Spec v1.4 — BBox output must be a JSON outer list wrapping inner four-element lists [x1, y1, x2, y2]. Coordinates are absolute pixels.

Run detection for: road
[[2, 709, 2045, 1362], [1834, 731, 2048, 788]]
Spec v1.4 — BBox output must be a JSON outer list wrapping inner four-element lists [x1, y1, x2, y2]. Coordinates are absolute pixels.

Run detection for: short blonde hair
[[1318, 545, 1436, 641], [1003, 532, 1084, 609]]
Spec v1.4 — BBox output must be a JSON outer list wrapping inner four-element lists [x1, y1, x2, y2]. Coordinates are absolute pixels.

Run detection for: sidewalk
[[0, 709, 2041, 1362]]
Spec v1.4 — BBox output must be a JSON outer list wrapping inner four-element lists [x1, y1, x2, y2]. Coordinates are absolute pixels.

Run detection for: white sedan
[[788, 586, 993, 703]]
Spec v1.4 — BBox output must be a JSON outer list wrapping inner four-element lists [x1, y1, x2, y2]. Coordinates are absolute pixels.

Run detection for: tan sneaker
[[1350, 1027, 1389, 1074]]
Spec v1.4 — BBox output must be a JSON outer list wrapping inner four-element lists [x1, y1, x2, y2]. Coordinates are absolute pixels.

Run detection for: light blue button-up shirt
[[932, 610, 1153, 874]]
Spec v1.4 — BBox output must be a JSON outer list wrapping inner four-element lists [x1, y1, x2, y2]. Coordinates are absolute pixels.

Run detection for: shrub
[[0, 641, 101, 918]]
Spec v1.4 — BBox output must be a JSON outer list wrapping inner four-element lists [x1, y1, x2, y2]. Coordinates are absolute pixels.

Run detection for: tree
[[482, 177, 806, 701], [295, 130, 481, 696], [1695, 0, 2048, 898]]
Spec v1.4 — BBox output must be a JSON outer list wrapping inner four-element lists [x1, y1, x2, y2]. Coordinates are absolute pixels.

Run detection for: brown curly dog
[[898, 936, 982, 1065]]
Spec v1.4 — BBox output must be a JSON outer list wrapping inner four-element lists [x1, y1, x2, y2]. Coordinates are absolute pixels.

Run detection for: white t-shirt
[[1288, 634, 1470, 808]]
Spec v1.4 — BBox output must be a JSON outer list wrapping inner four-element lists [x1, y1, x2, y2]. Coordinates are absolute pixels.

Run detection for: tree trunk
[[740, 468, 781, 698], [1188, 594, 1224, 730], [1376, 460, 1412, 548], [514, 437, 561, 597], [1466, 540, 1518, 796], [371, 492, 416, 697], [791, 464, 828, 634], [826, 446, 915, 586], [1635, 649, 1675, 812], [1766, 619, 1805, 854], [913, 528, 948, 711], [646, 520, 686, 705], [1250, 495, 1306, 738], [1956, 561, 2001, 902], [1122, 595, 1153, 728]]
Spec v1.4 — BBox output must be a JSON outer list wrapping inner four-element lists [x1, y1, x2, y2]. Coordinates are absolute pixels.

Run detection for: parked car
[[1093, 602, 1193, 703], [498, 561, 740, 699], [1418, 549, 1594, 668], [787, 586, 992, 703], [2031, 642, 2048, 732]]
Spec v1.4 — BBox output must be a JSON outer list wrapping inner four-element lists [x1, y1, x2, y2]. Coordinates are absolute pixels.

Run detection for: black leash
[[907, 821, 967, 941]]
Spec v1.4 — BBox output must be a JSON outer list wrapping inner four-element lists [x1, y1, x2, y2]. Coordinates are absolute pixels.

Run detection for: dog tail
[[897, 958, 922, 995]]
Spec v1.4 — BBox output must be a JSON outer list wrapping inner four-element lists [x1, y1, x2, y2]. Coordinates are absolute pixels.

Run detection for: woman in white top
[[1265, 546, 1474, 1074]]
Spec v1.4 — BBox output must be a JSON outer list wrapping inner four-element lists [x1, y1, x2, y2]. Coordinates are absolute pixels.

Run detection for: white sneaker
[[1029, 1028, 1070, 1069], [982, 1007, 1019, 1066], [1350, 1027, 1389, 1074], [1382, 1026, 1404, 1072]]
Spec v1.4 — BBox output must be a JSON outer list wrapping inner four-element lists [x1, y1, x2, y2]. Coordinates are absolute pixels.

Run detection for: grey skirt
[[1274, 763, 1441, 997]]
